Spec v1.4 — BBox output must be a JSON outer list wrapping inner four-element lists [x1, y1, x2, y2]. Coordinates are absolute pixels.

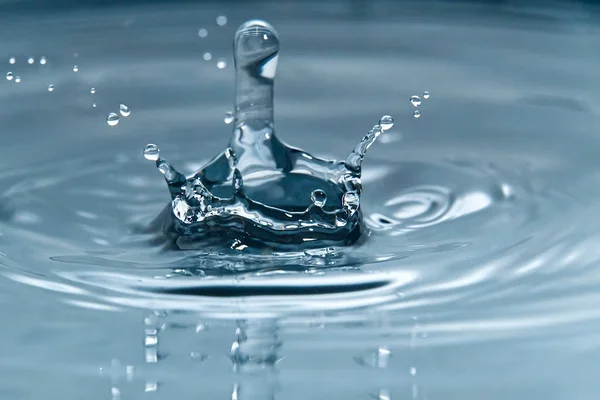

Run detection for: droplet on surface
[[217, 59, 227, 69], [107, 113, 119, 126], [413, 110, 421, 118], [143, 144, 160, 161], [6, 72, 13, 81], [9, 57, 15, 64], [423, 90, 430, 99], [48, 84, 54, 92], [39, 56, 47, 65], [310, 189, 327, 208], [27, 57, 34, 64], [198, 28, 208, 38], [217, 15, 227, 26], [379, 115, 394, 131], [203, 52, 212, 61], [14, 76, 21, 83], [224, 111, 234, 124], [119, 104, 130, 117], [410, 95, 422, 107], [91, 87, 96, 94]]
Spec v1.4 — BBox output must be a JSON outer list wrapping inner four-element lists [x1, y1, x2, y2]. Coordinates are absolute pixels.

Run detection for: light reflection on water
[[1, 1, 600, 399]]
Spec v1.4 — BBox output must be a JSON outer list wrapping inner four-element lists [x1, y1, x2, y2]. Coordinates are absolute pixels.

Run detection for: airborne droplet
[[217, 59, 227, 69], [9, 57, 15, 64], [6, 72, 13, 81], [423, 91, 430, 99], [198, 28, 208, 38], [107, 113, 119, 126], [73, 65, 79, 72], [413, 110, 421, 118], [410, 95, 422, 107], [203, 52, 212, 61], [224, 111, 234, 124], [119, 104, 131, 117], [379, 115, 394, 131], [91, 87, 96, 94], [39, 56, 47, 65], [143, 144, 160, 161], [216, 16, 227, 26], [27, 57, 34, 64], [14, 76, 21, 83], [48, 84, 54, 92]]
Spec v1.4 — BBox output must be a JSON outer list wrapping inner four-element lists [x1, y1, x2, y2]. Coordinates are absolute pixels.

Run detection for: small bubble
[[73, 65, 79, 72], [48, 84, 54, 92], [9, 57, 15, 64], [90, 87, 96, 94], [413, 110, 421, 119], [203, 52, 212, 61], [14, 76, 21, 83], [107, 113, 119, 126], [27, 57, 34, 64], [423, 91, 430, 99], [198, 28, 208, 38], [310, 189, 327, 208], [217, 59, 227, 69], [216, 16, 227, 26], [143, 144, 160, 161], [410, 95, 422, 107], [6, 72, 13, 81], [379, 115, 394, 131], [39, 56, 47, 65], [224, 111, 234, 124], [119, 104, 130, 117]]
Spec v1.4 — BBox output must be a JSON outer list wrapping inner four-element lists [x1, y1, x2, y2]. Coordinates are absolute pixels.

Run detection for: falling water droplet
[[423, 91, 430, 99], [27, 57, 34, 64], [39, 56, 47, 65], [73, 65, 79, 72], [413, 110, 421, 119], [9, 57, 15, 64], [119, 104, 131, 117], [91, 87, 96, 94], [310, 189, 327, 208], [224, 111, 234, 124], [203, 52, 212, 61], [410, 95, 422, 107], [48, 84, 54, 92], [217, 59, 227, 69], [14, 76, 21, 83], [379, 115, 394, 131], [217, 16, 227, 26], [107, 113, 119, 126], [198, 28, 208, 38], [6, 72, 13, 81], [143, 144, 160, 161], [92, 102, 97, 108]]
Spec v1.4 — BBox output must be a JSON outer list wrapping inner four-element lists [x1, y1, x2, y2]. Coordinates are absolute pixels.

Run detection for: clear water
[[1, 1, 600, 399]]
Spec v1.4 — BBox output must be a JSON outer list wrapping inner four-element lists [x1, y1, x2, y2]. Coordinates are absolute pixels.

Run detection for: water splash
[[146, 20, 388, 249]]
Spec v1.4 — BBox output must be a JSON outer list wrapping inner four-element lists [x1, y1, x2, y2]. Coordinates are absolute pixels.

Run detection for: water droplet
[[6, 72, 13, 81], [413, 110, 421, 119], [224, 111, 234, 124], [8, 57, 15, 64], [217, 16, 227, 26], [48, 84, 54, 92], [143, 144, 160, 161], [119, 104, 130, 117], [92, 102, 97, 108], [203, 52, 212, 61], [423, 91, 430, 99], [310, 189, 327, 208], [217, 59, 227, 69], [39, 56, 47, 65], [14, 76, 21, 83], [410, 95, 422, 107], [90, 87, 96, 94], [410, 367, 417, 376], [27, 57, 34, 64], [73, 65, 79, 72], [379, 115, 394, 131], [198, 28, 208, 38], [111, 387, 121, 400], [107, 113, 119, 126]]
